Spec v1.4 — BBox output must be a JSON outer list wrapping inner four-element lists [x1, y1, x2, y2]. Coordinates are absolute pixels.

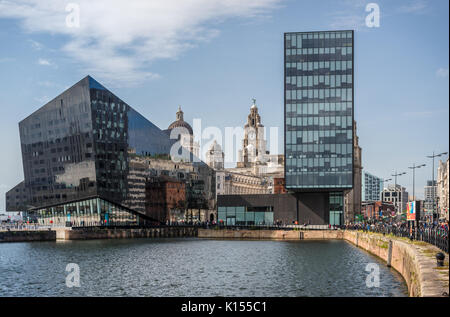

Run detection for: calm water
[[0, 239, 408, 297]]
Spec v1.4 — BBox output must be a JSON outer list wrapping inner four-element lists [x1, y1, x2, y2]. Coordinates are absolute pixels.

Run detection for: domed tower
[[167, 106, 199, 157]]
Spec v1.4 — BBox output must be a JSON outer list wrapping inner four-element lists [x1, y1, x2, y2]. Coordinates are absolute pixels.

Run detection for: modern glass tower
[[6, 76, 177, 226], [284, 30, 354, 225]]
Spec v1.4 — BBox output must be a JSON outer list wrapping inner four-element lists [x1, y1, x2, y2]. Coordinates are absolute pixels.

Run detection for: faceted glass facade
[[8, 76, 176, 225], [217, 206, 274, 226], [284, 30, 354, 190], [34, 197, 141, 227]]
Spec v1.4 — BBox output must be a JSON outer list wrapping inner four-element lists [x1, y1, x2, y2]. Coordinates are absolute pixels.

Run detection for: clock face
[[248, 131, 256, 140]]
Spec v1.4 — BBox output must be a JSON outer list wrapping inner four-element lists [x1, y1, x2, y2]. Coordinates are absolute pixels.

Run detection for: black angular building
[[5, 76, 180, 226], [284, 30, 355, 225]]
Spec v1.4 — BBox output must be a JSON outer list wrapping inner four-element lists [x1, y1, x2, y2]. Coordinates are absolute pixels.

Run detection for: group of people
[[343, 219, 449, 252]]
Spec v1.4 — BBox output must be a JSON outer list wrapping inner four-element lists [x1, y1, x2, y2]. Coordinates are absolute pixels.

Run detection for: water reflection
[[0, 239, 407, 297]]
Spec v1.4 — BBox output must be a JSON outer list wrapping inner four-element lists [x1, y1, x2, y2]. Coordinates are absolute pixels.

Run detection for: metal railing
[[344, 225, 449, 254]]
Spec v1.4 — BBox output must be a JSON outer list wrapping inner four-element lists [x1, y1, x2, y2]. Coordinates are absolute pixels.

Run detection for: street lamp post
[[391, 171, 406, 215], [426, 151, 448, 221], [408, 163, 426, 201]]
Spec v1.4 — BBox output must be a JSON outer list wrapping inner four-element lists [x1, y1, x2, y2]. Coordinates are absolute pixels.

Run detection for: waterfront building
[[284, 30, 354, 225], [381, 184, 409, 215], [362, 171, 384, 202], [145, 176, 186, 223], [273, 177, 288, 194], [206, 140, 224, 170], [234, 99, 284, 174], [237, 99, 269, 168], [215, 171, 270, 196], [5, 76, 215, 226], [343, 120, 362, 224], [437, 158, 449, 221], [361, 201, 396, 220]]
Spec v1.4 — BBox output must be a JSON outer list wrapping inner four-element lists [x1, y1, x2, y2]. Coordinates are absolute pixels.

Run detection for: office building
[[423, 180, 437, 217], [381, 185, 409, 215], [284, 30, 354, 225], [362, 171, 384, 202]]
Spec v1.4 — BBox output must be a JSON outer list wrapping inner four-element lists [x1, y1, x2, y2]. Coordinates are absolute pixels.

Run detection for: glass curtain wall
[[34, 198, 140, 227], [285, 31, 354, 189], [217, 206, 274, 226]]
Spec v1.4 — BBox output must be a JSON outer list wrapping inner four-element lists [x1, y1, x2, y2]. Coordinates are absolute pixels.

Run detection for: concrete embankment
[[198, 228, 449, 297], [198, 228, 343, 240], [55, 226, 197, 240], [0, 227, 197, 242], [0, 230, 56, 242]]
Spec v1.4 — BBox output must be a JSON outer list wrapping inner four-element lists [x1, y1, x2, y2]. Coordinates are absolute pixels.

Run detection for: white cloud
[[29, 39, 43, 50], [398, 0, 428, 14], [327, 0, 370, 31], [436, 67, 449, 78], [0, 57, 15, 63], [37, 58, 52, 66], [34, 96, 50, 104], [0, 0, 280, 86]]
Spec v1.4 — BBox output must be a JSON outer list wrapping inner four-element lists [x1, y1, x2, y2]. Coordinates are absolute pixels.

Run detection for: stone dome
[[168, 106, 193, 135]]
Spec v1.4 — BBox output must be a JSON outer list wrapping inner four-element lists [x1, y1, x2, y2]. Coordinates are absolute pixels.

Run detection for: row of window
[[287, 115, 352, 127], [287, 73, 353, 86], [286, 46, 352, 56], [286, 88, 353, 101], [285, 31, 353, 42], [287, 102, 352, 113], [285, 174, 353, 189], [217, 206, 274, 226]]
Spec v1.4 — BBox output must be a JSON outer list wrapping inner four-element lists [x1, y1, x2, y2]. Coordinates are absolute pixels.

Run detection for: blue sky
[[0, 0, 448, 210]]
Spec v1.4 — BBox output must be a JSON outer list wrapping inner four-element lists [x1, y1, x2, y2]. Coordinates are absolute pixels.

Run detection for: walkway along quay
[[198, 228, 449, 297]]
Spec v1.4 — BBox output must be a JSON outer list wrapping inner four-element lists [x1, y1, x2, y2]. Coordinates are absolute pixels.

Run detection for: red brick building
[[361, 201, 396, 220], [273, 178, 287, 194], [145, 177, 186, 223]]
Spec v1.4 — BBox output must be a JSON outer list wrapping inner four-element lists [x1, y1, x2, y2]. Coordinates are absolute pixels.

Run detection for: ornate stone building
[[206, 140, 224, 170], [237, 99, 269, 168], [215, 171, 270, 196], [344, 121, 362, 224]]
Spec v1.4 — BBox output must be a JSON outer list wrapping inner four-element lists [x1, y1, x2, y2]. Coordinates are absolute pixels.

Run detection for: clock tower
[[237, 99, 268, 168]]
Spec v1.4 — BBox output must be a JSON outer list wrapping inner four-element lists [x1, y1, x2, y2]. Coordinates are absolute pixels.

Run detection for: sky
[[0, 0, 448, 211]]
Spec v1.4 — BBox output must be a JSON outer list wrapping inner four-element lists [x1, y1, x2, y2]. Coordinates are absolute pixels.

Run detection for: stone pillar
[[387, 240, 393, 267]]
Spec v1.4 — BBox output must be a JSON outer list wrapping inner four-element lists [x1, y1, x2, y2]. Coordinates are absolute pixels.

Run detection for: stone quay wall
[[197, 228, 343, 240], [55, 226, 198, 241], [0, 230, 56, 242]]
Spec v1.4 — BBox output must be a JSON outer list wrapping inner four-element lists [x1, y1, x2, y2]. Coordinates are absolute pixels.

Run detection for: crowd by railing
[[343, 222, 449, 254], [0, 223, 51, 232]]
